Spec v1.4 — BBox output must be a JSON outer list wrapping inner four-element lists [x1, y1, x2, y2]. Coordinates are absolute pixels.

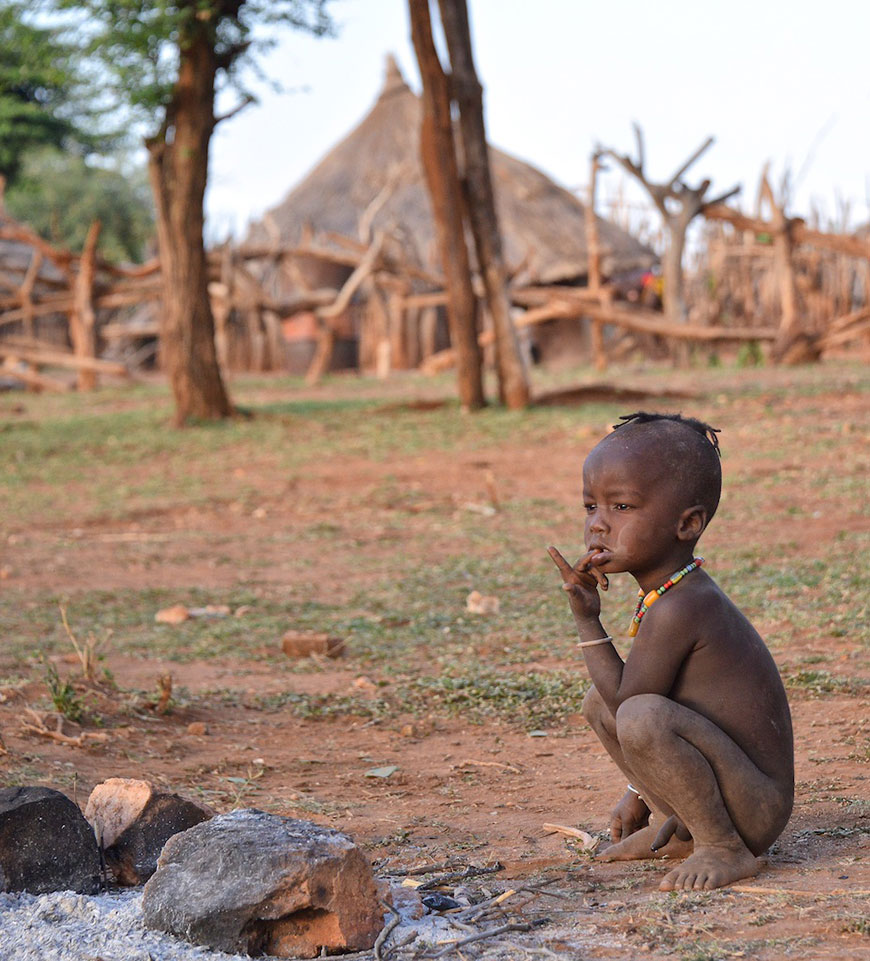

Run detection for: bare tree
[[603, 126, 739, 360]]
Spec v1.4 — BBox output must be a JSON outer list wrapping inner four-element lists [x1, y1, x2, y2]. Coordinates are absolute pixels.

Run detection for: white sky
[[206, 0, 870, 242]]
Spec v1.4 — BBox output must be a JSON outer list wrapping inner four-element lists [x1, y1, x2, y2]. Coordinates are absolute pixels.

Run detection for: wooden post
[[69, 220, 101, 391], [585, 152, 607, 371], [436, 0, 529, 409], [409, 0, 485, 410], [760, 175, 798, 339], [20, 249, 42, 341]]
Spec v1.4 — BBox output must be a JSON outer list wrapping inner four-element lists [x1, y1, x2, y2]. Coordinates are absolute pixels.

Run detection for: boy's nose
[[587, 510, 608, 533]]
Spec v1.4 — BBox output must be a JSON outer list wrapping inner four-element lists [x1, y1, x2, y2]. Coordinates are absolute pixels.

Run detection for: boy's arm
[[549, 547, 696, 715]]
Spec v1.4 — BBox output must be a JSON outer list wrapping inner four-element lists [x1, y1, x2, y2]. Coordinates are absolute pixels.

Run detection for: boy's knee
[[615, 693, 671, 748], [581, 684, 607, 725]]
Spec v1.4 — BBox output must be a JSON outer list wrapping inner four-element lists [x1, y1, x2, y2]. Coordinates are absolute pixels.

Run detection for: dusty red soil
[[1, 364, 868, 959]]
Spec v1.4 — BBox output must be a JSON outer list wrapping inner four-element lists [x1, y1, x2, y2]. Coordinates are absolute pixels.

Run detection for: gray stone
[[85, 778, 215, 885], [142, 809, 383, 958], [0, 786, 101, 894]]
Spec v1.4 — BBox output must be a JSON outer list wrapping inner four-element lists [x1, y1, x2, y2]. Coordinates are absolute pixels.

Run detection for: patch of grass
[[256, 667, 589, 728], [40, 657, 84, 722], [784, 669, 864, 697]]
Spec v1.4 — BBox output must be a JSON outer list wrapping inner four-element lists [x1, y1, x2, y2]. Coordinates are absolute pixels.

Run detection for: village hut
[[246, 57, 655, 373]]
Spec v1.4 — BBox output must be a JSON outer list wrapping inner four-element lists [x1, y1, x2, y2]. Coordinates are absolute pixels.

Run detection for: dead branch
[[417, 862, 503, 891], [20, 709, 108, 747], [426, 918, 549, 958]]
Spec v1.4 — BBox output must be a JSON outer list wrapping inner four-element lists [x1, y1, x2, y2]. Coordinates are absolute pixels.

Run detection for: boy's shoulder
[[642, 574, 749, 644]]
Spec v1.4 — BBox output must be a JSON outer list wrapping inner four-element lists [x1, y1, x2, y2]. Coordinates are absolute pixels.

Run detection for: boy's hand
[[610, 788, 650, 843], [548, 546, 608, 621]]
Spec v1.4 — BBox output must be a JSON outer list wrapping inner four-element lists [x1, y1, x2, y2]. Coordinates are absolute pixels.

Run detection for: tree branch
[[666, 136, 714, 192], [214, 94, 254, 126], [702, 184, 741, 210]]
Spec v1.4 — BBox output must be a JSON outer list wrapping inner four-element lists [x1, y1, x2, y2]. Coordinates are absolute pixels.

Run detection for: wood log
[[420, 299, 778, 374], [305, 232, 385, 384], [704, 204, 870, 260], [818, 312, 870, 349], [0, 222, 74, 281], [0, 343, 128, 376], [1, 357, 70, 392]]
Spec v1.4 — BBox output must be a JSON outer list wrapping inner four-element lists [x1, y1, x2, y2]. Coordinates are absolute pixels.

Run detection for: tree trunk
[[146, 34, 232, 426], [662, 211, 692, 365], [408, 0, 485, 410], [437, 0, 529, 409]]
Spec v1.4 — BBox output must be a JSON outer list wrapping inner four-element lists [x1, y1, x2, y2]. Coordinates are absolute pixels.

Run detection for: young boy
[[548, 412, 793, 891]]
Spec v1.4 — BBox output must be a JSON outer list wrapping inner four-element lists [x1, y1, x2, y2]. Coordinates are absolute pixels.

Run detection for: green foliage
[[40, 656, 84, 721], [736, 339, 764, 367], [54, 0, 336, 134], [6, 147, 154, 261], [0, 1, 94, 183]]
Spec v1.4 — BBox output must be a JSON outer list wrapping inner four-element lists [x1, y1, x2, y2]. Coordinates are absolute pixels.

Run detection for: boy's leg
[[613, 693, 792, 890], [582, 686, 693, 860]]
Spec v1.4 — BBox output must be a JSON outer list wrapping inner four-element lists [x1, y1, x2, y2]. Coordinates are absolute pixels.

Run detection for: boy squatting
[[549, 412, 794, 891]]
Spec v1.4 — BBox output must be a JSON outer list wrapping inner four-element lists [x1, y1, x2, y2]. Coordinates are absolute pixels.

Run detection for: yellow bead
[[643, 590, 660, 607]]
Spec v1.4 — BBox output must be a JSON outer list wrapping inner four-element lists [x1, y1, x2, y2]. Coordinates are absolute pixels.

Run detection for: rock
[[466, 590, 500, 615], [281, 630, 345, 658], [186, 721, 208, 736], [142, 809, 383, 958], [85, 778, 215, 885], [379, 879, 424, 920], [0, 786, 101, 894], [187, 605, 231, 619], [155, 604, 189, 625]]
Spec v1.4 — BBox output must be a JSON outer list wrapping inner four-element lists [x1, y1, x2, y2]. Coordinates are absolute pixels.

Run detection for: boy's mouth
[[585, 545, 612, 565]]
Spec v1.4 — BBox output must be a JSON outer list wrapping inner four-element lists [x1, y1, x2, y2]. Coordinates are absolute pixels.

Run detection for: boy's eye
[[613, 503, 631, 511], [584, 503, 596, 513]]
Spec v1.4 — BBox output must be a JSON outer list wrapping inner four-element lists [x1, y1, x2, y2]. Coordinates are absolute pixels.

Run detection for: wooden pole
[[408, 0, 485, 410], [585, 152, 607, 371], [436, 0, 529, 409], [69, 220, 101, 391]]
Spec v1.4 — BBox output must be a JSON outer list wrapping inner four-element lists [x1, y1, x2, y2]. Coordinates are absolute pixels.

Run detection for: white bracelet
[[627, 783, 643, 800], [578, 635, 613, 648]]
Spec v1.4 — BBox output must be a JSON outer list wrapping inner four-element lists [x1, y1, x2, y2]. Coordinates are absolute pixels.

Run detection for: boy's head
[[590, 412, 722, 524]]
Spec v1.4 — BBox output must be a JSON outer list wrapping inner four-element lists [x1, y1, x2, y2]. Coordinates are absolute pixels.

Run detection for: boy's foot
[[595, 824, 693, 862], [659, 843, 759, 890]]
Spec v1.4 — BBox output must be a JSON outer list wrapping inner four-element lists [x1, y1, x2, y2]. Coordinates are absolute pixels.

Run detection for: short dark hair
[[610, 411, 722, 520]]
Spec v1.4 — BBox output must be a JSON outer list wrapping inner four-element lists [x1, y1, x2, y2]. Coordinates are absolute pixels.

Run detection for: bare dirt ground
[[1, 361, 868, 959]]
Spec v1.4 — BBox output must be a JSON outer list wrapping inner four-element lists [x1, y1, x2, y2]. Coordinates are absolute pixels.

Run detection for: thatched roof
[[248, 58, 655, 285]]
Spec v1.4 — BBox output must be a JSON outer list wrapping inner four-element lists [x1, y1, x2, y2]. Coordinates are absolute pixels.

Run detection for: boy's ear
[[677, 505, 708, 541]]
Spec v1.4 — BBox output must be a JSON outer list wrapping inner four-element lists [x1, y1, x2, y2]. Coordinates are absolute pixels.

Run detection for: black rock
[[0, 786, 101, 894], [422, 893, 461, 912]]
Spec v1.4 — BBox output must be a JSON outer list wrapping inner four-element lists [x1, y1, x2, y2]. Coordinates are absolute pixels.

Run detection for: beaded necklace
[[628, 556, 704, 637]]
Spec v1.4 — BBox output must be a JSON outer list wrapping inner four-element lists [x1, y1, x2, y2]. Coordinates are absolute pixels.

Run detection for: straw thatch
[[248, 58, 655, 285]]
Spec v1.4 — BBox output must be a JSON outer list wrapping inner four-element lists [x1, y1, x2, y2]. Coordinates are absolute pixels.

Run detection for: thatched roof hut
[[248, 57, 654, 286]]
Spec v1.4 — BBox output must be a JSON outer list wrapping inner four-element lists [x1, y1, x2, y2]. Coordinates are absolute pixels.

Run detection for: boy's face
[[581, 437, 694, 580]]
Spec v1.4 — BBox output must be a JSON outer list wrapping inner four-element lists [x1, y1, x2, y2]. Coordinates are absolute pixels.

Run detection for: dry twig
[[417, 862, 504, 891], [374, 900, 402, 961], [427, 918, 549, 958], [19, 708, 107, 747]]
